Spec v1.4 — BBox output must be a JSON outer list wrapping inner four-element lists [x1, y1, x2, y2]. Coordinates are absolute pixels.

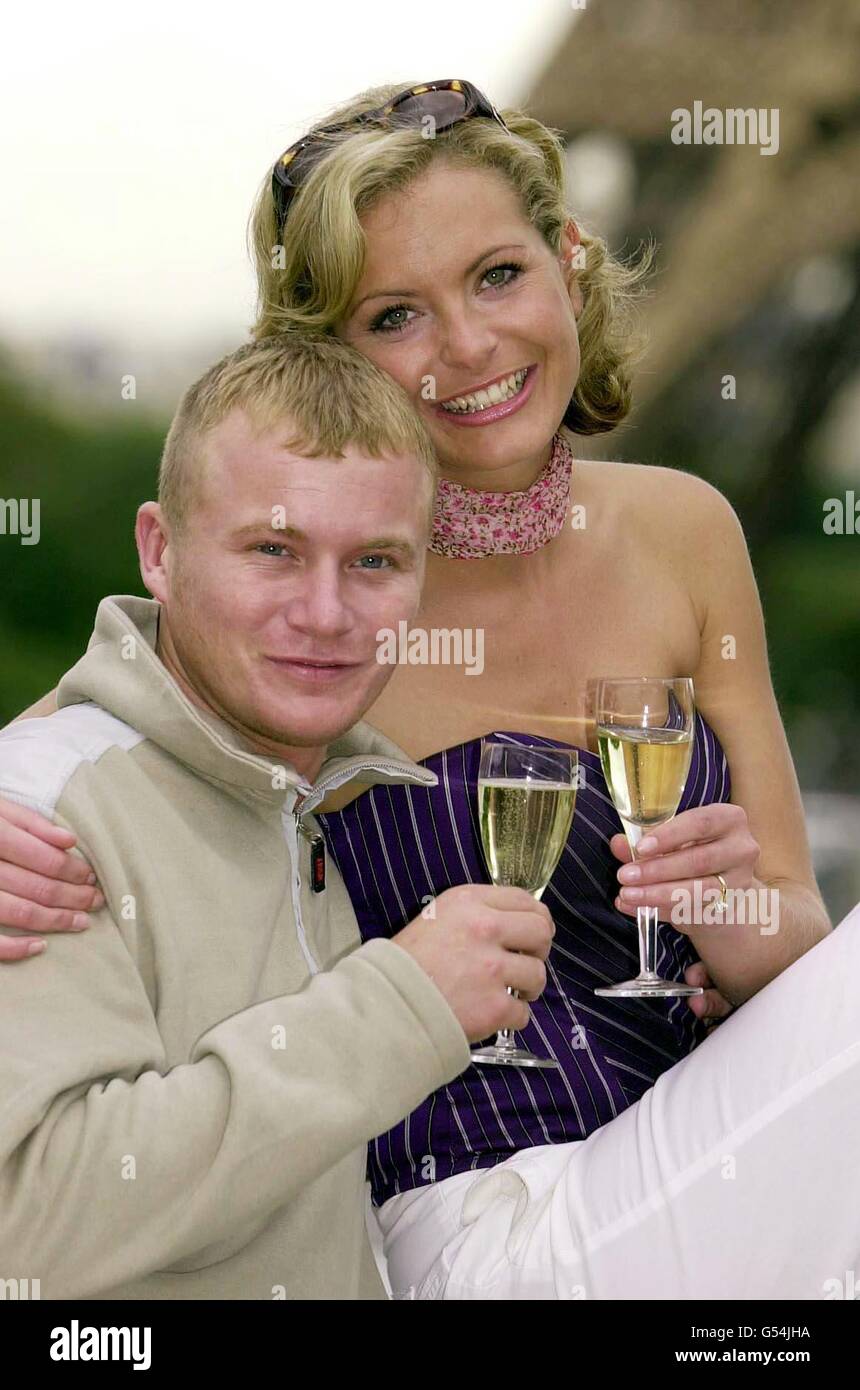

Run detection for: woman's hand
[[0, 796, 102, 961], [611, 803, 761, 924], [682, 959, 734, 1028], [610, 802, 761, 1022]]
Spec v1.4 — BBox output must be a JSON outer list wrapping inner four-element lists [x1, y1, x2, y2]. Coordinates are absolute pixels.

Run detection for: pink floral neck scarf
[[428, 431, 575, 559]]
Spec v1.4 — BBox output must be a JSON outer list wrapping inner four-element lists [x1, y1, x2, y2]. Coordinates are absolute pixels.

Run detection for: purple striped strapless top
[[317, 714, 731, 1206]]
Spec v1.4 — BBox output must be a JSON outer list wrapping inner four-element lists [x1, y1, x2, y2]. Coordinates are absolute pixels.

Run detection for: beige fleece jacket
[[0, 595, 470, 1299]]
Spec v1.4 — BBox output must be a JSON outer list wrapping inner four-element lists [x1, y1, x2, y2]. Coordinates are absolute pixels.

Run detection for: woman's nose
[[436, 306, 499, 374]]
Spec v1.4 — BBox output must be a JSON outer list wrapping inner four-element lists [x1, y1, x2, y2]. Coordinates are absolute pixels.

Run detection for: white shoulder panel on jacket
[[0, 703, 144, 817]]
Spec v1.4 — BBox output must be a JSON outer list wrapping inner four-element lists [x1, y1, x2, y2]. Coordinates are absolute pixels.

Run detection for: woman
[[1, 79, 857, 1299]]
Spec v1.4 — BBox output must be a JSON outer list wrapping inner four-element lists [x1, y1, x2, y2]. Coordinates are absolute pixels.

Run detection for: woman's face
[[336, 162, 582, 486]]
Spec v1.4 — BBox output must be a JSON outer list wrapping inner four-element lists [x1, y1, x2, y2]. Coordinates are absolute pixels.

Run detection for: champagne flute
[[594, 677, 704, 999], [472, 739, 578, 1068]]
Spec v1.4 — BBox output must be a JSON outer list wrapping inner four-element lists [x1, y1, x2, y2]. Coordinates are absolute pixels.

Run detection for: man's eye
[[356, 554, 393, 570], [255, 543, 290, 557]]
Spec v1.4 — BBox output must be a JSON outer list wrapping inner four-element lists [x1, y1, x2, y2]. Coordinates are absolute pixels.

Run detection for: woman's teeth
[[440, 367, 528, 414]]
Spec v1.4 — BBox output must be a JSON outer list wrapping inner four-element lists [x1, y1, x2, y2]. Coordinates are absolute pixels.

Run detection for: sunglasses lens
[[284, 143, 324, 186], [274, 85, 499, 225], [392, 88, 469, 127]]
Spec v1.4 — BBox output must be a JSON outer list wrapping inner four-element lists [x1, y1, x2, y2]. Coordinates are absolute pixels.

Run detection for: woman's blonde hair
[[249, 81, 654, 435], [159, 334, 437, 533]]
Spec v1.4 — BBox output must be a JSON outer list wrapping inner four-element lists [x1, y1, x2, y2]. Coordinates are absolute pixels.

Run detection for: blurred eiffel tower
[[526, 0, 860, 547], [526, 0, 860, 892]]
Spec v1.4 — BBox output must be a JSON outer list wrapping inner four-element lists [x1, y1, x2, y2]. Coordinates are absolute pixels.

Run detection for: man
[[0, 335, 552, 1299]]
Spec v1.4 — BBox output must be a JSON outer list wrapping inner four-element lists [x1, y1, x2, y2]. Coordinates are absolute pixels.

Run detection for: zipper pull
[[309, 835, 326, 894], [297, 818, 326, 893]]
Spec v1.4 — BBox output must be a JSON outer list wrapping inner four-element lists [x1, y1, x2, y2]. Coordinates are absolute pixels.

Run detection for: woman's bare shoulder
[[575, 456, 737, 534], [570, 459, 746, 631], [576, 454, 720, 494]]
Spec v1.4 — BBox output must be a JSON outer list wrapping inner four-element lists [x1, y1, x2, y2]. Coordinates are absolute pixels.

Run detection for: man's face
[[157, 408, 430, 761]]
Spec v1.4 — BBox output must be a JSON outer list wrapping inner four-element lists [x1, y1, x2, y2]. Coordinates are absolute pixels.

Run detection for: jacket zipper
[[298, 758, 436, 816], [282, 795, 320, 975], [282, 759, 434, 978]]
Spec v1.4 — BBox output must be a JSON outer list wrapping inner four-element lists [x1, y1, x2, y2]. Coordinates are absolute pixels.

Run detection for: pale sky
[[1, 0, 573, 348]]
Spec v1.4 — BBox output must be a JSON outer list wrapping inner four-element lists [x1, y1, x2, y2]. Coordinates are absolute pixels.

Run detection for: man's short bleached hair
[[158, 334, 438, 532]]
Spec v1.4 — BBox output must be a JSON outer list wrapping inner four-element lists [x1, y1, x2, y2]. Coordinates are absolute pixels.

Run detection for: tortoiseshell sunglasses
[[271, 79, 509, 234]]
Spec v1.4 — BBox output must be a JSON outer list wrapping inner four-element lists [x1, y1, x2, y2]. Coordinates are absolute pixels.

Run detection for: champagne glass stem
[[493, 988, 519, 1050], [490, 884, 542, 1049], [630, 836, 660, 980], [636, 904, 660, 979]]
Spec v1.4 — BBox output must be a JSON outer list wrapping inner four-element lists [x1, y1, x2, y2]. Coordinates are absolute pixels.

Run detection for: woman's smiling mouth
[[435, 364, 537, 426]]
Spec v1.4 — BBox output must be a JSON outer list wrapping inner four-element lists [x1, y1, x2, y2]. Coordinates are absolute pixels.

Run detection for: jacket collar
[[57, 596, 437, 809]]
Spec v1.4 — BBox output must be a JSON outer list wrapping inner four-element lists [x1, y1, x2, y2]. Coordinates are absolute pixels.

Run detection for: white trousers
[[377, 902, 860, 1300]]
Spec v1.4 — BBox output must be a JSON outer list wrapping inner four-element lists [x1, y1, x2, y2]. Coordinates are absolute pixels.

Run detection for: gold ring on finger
[[714, 872, 729, 913]]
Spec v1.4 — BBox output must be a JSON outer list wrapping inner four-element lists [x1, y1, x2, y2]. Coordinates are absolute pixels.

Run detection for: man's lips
[[265, 656, 363, 685]]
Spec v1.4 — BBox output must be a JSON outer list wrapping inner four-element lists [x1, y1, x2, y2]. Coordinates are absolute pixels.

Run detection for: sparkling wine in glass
[[594, 677, 704, 999], [472, 739, 578, 1068]]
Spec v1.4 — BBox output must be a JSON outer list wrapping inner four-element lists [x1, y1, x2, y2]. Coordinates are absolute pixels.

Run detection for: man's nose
[[286, 570, 352, 638]]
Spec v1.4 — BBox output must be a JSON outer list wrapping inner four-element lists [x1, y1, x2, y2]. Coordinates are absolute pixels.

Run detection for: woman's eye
[[370, 303, 415, 334], [481, 261, 524, 290], [255, 543, 290, 557], [368, 266, 522, 333]]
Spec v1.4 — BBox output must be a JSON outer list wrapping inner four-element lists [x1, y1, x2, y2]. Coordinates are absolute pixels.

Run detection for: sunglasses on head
[[271, 79, 509, 236]]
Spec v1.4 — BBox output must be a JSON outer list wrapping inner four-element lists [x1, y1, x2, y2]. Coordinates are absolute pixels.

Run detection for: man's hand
[[393, 884, 554, 1043]]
